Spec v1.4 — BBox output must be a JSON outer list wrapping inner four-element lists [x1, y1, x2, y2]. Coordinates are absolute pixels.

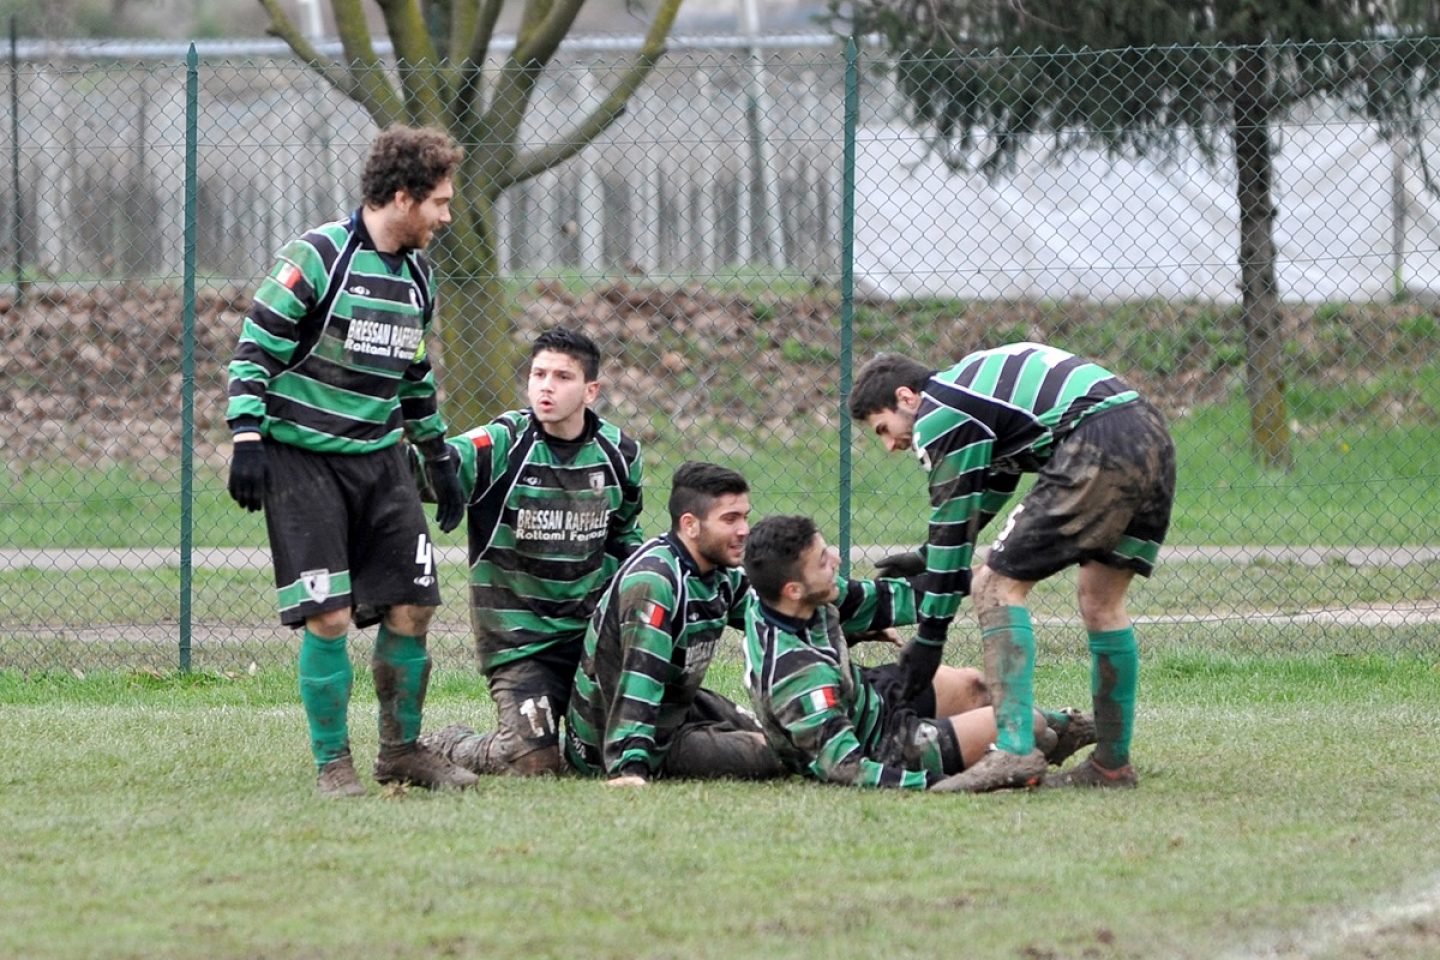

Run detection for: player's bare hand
[[605, 775, 648, 788]]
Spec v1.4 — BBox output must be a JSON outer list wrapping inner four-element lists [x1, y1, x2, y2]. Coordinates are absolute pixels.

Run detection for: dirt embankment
[[1, 282, 1431, 469]]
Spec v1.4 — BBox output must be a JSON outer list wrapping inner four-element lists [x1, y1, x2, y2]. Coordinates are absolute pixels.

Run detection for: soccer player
[[849, 344, 1175, 791], [225, 125, 475, 797], [564, 462, 785, 786], [419, 327, 644, 776], [740, 514, 1094, 790]]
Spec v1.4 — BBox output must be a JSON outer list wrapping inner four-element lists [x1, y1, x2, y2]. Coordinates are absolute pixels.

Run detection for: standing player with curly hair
[[225, 125, 475, 797]]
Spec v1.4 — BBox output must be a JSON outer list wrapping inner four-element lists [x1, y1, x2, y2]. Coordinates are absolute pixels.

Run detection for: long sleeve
[[743, 605, 934, 790], [225, 238, 323, 430], [606, 437, 645, 563], [601, 569, 680, 778], [911, 392, 997, 647]]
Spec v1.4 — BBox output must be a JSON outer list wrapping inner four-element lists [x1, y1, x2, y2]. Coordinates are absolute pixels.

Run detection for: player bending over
[[850, 344, 1175, 791]]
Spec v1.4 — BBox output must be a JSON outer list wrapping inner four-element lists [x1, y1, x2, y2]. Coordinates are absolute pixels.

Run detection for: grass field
[[3, 293, 1437, 957], [3, 651, 1438, 960], [2, 393, 1437, 551]]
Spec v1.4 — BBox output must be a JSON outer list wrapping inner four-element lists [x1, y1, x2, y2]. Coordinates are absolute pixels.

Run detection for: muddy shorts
[[862, 663, 938, 719], [985, 399, 1176, 583], [483, 638, 584, 757], [661, 688, 786, 780], [265, 441, 441, 628]]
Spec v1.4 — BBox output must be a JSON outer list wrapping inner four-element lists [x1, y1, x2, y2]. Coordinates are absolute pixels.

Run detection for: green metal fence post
[[837, 36, 858, 576], [179, 43, 198, 672], [9, 15, 24, 306]]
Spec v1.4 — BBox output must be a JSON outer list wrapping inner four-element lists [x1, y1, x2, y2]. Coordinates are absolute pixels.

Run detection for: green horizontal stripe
[[265, 420, 403, 455], [239, 317, 298, 363], [269, 375, 399, 425], [277, 569, 353, 612], [1112, 534, 1160, 566]]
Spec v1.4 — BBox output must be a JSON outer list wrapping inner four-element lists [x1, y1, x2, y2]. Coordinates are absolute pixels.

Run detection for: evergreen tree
[[835, 0, 1440, 468]]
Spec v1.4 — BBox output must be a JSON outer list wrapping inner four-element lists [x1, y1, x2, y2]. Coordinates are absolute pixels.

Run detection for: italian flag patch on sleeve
[[805, 687, 839, 713], [277, 263, 302, 290], [641, 600, 667, 628]]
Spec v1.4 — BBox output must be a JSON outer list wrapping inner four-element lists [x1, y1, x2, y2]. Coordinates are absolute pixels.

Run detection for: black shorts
[[264, 440, 442, 628], [484, 638, 584, 755], [985, 399, 1176, 583], [863, 663, 938, 719]]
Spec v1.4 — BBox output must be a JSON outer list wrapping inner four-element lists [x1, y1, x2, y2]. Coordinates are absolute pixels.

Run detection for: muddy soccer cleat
[[1045, 753, 1138, 789], [418, 722, 480, 763], [929, 746, 1048, 793], [1044, 709, 1097, 767], [373, 742, 480, 790], [418, 722, 511, 775], [316, 752, 367, 798]]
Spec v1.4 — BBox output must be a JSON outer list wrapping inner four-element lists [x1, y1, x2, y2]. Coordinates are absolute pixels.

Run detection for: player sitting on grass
[[740, 514, 1093, 790], [565, 462, 785, 785]]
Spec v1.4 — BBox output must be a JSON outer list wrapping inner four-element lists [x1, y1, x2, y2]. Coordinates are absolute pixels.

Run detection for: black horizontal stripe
[[266, 395, 402, 441]]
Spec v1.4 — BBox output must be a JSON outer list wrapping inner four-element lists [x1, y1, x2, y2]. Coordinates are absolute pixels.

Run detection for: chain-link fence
[[1, 35, 1436, 673]]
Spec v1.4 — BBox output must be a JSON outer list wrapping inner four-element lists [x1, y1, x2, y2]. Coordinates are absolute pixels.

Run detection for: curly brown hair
[[360, 125, 463, 208]]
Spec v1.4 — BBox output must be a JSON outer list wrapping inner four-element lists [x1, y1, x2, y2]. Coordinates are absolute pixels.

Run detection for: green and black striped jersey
[[742, 577, 933, 789], [911, 342, 1138, 645], [566, 534, 749, 778], [226, 210, 446, 454], [442, 407, 643, 672]]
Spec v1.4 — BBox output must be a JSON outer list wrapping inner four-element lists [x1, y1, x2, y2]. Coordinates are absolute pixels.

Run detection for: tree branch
[[503, 0, 683, 188], [376, 0, 447, 125], [330, 0, 406, 126], [514, 0, 584, 67], [258, 0, 393, 121], [457, 0, 505, 123]]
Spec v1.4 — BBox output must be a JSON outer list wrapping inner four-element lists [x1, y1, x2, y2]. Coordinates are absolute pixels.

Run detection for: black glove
[[875, 550, 926, 579], [227, 439, 268, 512], [428, 451, 465, 533], [844, 627, 902, 647], [897, 639, 944, 705]]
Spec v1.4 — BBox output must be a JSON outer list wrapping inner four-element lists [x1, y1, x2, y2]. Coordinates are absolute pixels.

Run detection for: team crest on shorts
[[301, 569, 331, 603]]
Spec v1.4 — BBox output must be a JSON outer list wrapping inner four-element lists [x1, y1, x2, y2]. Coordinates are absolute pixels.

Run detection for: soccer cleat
[[928, 746, 1048, 793], [418, 722, 479, 762], [1044, 753, 1139, 789], [373, 742, 480, 790], [418, 722, 508, 775], [1035, 726, 1059, 759], [1043, 708, 1098, 767], [316, 752, 367, 799]]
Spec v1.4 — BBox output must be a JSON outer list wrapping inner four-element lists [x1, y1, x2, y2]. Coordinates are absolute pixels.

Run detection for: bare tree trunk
[[435, 187, 522, 431], [1230, 47, 1292, 470]]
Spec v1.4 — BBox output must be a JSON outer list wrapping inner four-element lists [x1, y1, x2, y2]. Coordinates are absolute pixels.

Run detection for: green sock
[[1088, 626, 1139, 769], [298, 629, 352, 769], [373, 625, 430, 749], [980, 606, 1036, 755]]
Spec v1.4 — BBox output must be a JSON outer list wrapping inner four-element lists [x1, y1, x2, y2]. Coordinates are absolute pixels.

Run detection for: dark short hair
[[360, 125, 463, 208], [743, 514, 819, 604], [531, 327, 601, 381], [847, 353, 933, 420], [668, 461, 749, 532]]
